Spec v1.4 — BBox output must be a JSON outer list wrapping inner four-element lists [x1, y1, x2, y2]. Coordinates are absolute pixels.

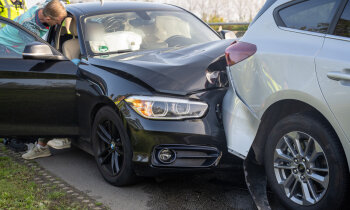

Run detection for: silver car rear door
[[315, 0, 350, 143]]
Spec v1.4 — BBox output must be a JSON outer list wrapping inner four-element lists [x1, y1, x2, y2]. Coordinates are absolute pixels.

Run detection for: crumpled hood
[[88, 39, 233, 95]]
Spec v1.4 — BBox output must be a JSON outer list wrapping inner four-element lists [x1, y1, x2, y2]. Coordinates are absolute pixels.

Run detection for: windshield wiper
[[113, 49, 133, 54], [96, 49, 133, 56]]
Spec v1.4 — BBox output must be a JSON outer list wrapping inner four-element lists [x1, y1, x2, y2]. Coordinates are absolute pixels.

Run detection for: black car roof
[[66, 2, 182, 17]]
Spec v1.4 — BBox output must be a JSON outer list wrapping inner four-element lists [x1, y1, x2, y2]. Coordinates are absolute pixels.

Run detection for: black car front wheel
[[265, 113, 349, 210], [92, 106, 136, 186]]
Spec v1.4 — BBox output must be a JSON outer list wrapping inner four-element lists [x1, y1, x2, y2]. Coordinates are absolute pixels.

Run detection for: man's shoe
[[47, 138, 71, 150], [22, 144, 51, 160]]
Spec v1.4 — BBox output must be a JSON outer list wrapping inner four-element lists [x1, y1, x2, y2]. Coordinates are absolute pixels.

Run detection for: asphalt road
[[35, 147, 285, 210]]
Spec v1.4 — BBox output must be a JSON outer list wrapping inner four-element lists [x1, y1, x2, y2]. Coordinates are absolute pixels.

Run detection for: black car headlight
[[125, 96, 208, 120]]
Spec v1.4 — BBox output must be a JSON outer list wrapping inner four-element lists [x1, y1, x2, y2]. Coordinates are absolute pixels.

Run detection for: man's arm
[[19, 21, 39, 44], [18, 30, 35, 45], [21, 21, 40, 36]]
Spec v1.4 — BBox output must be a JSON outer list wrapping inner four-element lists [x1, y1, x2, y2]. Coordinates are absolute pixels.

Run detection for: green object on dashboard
[[98, 45, 109, 52]]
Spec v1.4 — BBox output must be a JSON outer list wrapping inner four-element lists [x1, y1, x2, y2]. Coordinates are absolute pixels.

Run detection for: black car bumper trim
[[151, 145, 222, 168]]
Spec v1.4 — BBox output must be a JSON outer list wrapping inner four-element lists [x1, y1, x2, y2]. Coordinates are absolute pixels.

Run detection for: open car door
[[0, 17, 79, 137]]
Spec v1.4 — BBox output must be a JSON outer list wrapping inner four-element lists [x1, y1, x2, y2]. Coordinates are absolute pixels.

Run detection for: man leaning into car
[[0, 0, 71, 159], [0, 0, 66, 55]]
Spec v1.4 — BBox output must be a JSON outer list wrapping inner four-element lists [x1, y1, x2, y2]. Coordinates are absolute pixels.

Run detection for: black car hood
[[88, 39, 233, 95]]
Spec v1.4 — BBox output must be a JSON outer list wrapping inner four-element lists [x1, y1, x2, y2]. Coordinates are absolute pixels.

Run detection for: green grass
[[95, 202, 103, 206], [0, 152, 85, 209], [48, 191, 66, 200]]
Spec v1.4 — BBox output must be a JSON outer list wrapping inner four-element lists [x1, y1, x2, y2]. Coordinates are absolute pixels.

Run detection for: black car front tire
[[92, 106, 136, 186], [264, 113, 349, 210]]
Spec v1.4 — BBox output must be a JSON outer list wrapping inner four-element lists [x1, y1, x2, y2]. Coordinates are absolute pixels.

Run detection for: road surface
[[35, 147, 285, 210]]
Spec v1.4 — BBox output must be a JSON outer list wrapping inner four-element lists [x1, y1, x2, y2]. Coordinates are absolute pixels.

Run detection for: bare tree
[[78, 0, 266, 22], [185, 0, 197, 12], [196, 0, 210, 21]]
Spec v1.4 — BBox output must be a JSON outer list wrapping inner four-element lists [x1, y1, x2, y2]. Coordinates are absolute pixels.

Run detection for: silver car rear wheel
[[273, 131, 329, 206]]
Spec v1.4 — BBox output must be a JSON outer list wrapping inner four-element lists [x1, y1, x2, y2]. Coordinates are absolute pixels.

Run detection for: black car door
[[0, 17, 79, 137]]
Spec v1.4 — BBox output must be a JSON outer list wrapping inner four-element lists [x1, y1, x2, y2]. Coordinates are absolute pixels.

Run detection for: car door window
[[278, 0, 342, 33], [0, 20, 38, 58], [334, 1, 350, 38]]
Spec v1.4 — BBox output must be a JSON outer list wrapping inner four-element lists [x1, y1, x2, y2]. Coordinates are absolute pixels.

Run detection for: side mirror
[[22, 42, 67, 61], [220, 30, 237, 40]]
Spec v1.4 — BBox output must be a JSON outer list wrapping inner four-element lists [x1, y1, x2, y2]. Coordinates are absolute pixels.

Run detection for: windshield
[[84, 10, 220, 55]]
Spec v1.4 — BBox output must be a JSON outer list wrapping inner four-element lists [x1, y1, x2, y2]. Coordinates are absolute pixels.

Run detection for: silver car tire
[[264, 113, 349, 210]]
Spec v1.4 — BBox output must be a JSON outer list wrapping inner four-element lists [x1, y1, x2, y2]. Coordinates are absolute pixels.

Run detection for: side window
[[0, 20, 36, 58], [334, 1, 350, 38], [278, 0, 342, 33]]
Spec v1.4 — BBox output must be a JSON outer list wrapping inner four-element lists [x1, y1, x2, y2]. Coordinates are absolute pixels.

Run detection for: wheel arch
[[89, 97, 134, 147], [90, 99, 120, 127], [250, 99, 350, 171]]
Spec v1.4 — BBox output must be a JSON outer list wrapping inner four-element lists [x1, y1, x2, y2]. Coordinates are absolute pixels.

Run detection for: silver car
[[223, 0, 350, 209]]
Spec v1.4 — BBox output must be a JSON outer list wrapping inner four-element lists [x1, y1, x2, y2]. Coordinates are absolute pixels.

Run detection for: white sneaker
[[22, 144, 51, 160], [47, 138, 71, 150]]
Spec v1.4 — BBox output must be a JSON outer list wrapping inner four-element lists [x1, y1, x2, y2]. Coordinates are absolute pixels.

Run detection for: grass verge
[[0, 153, 83, 209]]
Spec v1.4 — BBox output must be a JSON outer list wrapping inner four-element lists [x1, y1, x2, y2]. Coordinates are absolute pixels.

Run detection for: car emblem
[[110, 142, 115, 150]]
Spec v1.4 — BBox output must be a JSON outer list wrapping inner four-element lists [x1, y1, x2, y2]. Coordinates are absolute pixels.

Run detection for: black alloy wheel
[[96, 120, 123, 176], [92, 106, 136, 186], [264, 113, 349, 210]]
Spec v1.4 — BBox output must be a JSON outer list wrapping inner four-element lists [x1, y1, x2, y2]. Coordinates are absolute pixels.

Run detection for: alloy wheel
[[96, 120, 124, 176], [273, 131, 329, 206]]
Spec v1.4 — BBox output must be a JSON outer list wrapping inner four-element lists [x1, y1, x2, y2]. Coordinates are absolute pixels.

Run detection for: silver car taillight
[[225, 41, 257, 66]]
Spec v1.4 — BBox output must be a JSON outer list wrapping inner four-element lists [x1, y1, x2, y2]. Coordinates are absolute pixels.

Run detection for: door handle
[[327, 71, 350, 81]]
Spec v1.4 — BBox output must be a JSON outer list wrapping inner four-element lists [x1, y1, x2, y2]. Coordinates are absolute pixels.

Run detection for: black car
[[0, 2, 234, 186]]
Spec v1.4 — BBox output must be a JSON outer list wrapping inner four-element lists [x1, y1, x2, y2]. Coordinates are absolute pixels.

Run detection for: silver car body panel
[[223, 0, 350, 170], [223, 88, 260, 159]]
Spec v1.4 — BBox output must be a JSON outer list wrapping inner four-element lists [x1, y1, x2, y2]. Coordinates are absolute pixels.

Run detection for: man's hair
[[43, 0, 67, 19]]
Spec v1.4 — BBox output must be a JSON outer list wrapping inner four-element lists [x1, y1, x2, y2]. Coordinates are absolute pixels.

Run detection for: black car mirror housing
[[22, 42, 68, 61]]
